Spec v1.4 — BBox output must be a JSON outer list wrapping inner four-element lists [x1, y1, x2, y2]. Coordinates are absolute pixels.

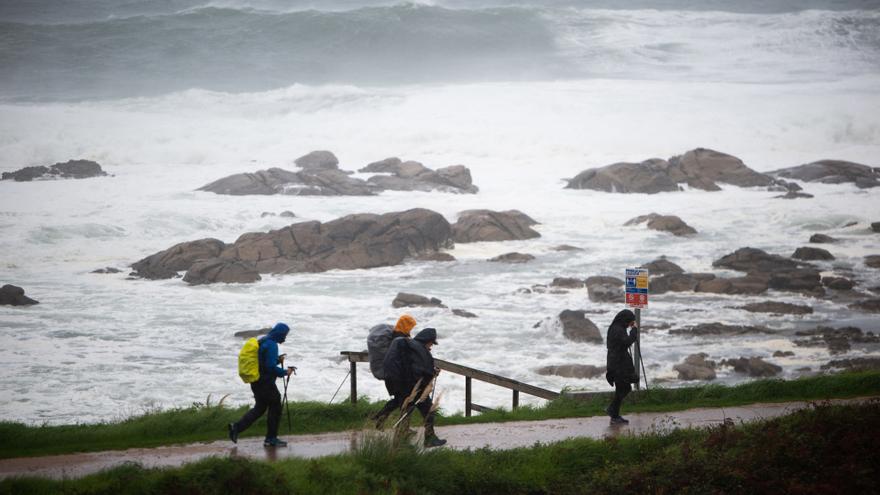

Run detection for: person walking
[[228, 322, 295, 447], [369, 314, 418, 428], [383, 327, 446, 447], [605, 309, 639, 425]]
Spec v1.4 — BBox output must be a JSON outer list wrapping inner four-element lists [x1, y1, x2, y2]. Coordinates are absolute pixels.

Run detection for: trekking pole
[[283, 366, 296, 434], [639, 351, 649, 391], [328, 370, 351, 405]]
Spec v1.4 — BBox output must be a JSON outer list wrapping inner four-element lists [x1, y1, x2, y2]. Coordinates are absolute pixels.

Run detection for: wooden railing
[[340, 351, 560, 416]]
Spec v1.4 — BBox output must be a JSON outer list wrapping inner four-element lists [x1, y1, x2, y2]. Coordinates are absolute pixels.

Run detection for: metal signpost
[[625, 268, 648, 390]]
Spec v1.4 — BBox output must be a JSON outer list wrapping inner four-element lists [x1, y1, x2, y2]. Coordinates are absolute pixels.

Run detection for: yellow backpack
[[238, 338, 262, 383]]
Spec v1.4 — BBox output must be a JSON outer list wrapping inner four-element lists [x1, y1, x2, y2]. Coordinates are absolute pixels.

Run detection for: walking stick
[[283, 366, 296, 434]]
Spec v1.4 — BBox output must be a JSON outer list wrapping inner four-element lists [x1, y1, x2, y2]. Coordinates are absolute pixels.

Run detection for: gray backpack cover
[[367, 323, 394, 379]]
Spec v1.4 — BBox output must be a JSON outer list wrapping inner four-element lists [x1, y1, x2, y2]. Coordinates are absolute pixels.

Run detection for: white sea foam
[[0, 8, 879, 424]]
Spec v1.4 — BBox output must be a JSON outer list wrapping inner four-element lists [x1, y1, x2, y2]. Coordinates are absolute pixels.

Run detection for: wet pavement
[[1, 397, 872, 480]]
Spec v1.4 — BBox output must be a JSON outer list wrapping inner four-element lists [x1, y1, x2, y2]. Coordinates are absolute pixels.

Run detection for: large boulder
[[565, 148, 775, 194], [668, 148, 774, 189], [624, 213, 697, 236], [1, 159, 107, 182], [558, 310, 602, 343], [673, 353, 717, 381], [642, 257, 684, 276], [769, 159, 880, 189], [0, 284, 39, 306], [361, 158, 479, 194], [135, 209, 453, 284], [721, 357, 782, 377], [182, 259, 262, 285], [866, 255, 880, 268], [536, 364, 606, 379], [198, 167, 377, 196], [650, 273, 715, 294], [564, 158, 681, 194], [585, 277, 623, 303], [131, 238, 226, 280], [794, 326, 879, 355], [392, 292, 447, 309], [294, 150, 339, 171], [809, 234, 837, 244], [713, 247, 804, 273], [822, 276, 855, 291], [452, 210, 540, 243], [792, 247, 834, 261], [767, 268, 824, 296], [550, 277, 586, 289]]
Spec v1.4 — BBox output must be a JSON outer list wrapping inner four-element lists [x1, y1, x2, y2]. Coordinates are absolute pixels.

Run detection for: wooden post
[[465, 376, 472, 417], [633, 308, 641, 391], [350, 360, 357, 404], [512, 389, 519, 410]]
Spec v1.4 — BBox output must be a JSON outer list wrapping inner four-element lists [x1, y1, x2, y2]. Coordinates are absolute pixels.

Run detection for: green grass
[[4, 400, 879, 494], [1, 370, 879, 460]]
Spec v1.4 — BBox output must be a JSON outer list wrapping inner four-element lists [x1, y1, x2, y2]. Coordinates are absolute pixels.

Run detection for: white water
[[1, 3, 880, 425]]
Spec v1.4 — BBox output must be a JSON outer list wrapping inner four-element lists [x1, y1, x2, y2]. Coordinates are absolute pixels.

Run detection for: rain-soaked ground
[[1, 397, 872, 480]]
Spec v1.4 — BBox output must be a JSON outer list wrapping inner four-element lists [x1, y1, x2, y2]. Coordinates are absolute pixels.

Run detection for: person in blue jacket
[[228, 322, 294, 447]]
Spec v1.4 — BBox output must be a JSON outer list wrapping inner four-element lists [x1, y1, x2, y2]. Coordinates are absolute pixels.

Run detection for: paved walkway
[[0, 397, 870, 480]]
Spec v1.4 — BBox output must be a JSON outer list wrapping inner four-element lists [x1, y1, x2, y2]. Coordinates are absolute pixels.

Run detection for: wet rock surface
[[673, 353, 717, 381], [770, 159, 880, 188], [821, 357, 880, 371], [91, 267, 122, 274], [199, 152, 479, 196], [585, 276, 623, 303], [774, 191, 814, 199], [535, 364, 606, 379], [712, 247, 823, 296], [392, 292, 447, 309], [0, 284, 39, 306], [642, 257, 684, 275], [624, 213, 697, 236], [792, 247, 834, 261], [451, 309, 477, 318], [822, 276, 855, 291], [670, 323, 773, 337], [1, 159, 107, 182], [182, 259, 262, 285], [550, 277, 586, 289], [866, 255, 880, 269], [794, 326, 879, 355], [414, 252, 456, 262], [132, 209, 453, 284], [809, 233, 837, 244], [734, 301, 813, 315], [558, 310, 602, 343], [721, 357, 782, 377], [565, 148, 777, 193], [131, 238, 227, 280], [452, 209, 540, 243], [849, 299, 880, 313]]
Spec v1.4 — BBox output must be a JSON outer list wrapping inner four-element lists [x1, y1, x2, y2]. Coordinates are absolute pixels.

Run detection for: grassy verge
[[3, 399, 879, 494], [1, 370, 879, 459]]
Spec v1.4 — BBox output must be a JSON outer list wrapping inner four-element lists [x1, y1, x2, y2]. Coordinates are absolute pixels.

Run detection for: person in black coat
[[382, 327, 447, 447], [605, 309, 639, 424]]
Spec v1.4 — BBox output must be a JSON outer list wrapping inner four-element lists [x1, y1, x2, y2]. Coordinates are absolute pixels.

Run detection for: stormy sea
[[1, 0, 879, 424]]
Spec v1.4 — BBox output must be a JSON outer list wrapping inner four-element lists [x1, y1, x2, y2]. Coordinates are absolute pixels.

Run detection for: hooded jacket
[[383, 328, 437, 392], [258, 323, 290, 382], [605, 310, 637, 385], [407, 328, 437, 383]]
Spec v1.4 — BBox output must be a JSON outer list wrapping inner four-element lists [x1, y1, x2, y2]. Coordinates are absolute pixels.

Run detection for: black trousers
[[608, 381, 632, 418], [375, 380, 433, 423], [234, 379, 282, 440]]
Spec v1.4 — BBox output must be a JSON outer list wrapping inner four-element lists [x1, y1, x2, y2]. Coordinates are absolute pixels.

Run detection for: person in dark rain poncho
[[605, 309, 639, 425]]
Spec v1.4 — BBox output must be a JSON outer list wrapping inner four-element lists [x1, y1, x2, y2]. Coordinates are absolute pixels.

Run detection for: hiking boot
[[423, 434, 447, 448], [610, 416, 629, 425], [228, 423, 238, 444], [263, 437, 288, 448]]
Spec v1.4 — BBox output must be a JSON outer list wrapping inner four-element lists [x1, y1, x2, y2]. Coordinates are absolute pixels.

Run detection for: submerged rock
[[392, 292, 447, 309], [452, 209, 540, 243], [536, 364, 606, 379], [91, 267, 122, 274], [849, 299, 880, 313], [624, 213, 697, 236], [769, 159, 880, 188], [809, 234, 837, 244], [774, 191, 814, 199], [452, 309, 477, 318], [670, 323, 773, 337], [865, 255, 880, 269], [1, 159, 107, 182], [0, 284, 39, 306], [488, 252, 535, 263], [558, 310, 602, 344]]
